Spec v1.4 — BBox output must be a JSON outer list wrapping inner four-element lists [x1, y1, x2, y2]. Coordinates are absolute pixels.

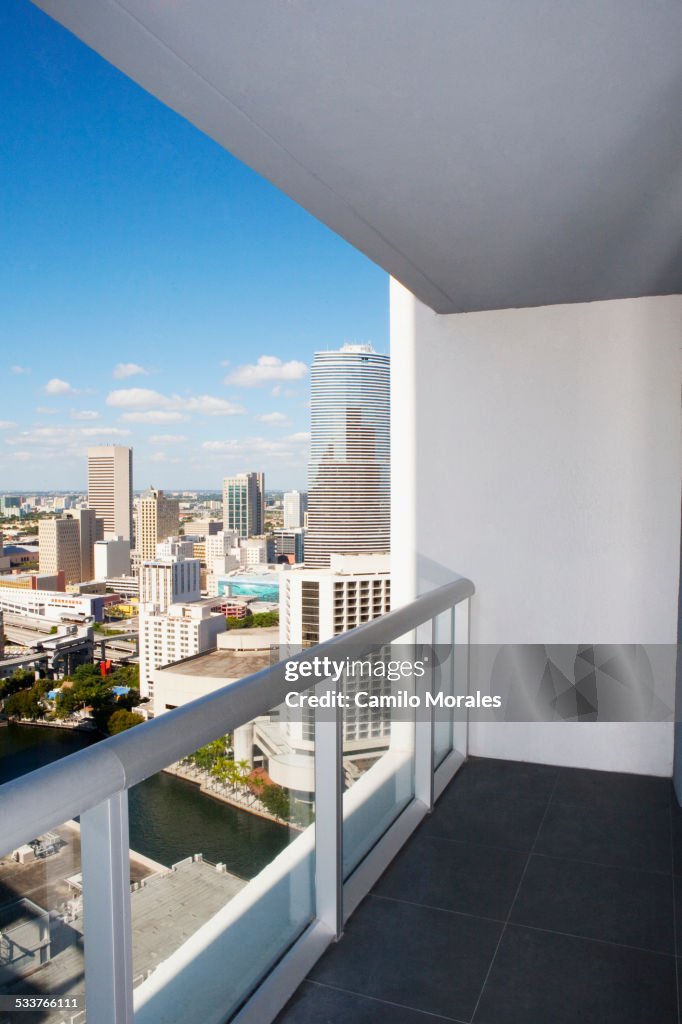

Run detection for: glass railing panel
[[340, 643, 416, 879], [0, 817, 87, 1024], [130, 708, 315, 1024]]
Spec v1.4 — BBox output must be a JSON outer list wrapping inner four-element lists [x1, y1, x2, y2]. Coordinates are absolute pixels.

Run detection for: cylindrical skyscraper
[[305, 344, 390, 568]]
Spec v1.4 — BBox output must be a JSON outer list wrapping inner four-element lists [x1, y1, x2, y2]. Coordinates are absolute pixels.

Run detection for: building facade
[[305, 345, 389, 568], [87, 446, 133, 541], [283, 490, 305, 530], [76, 508, 99, 582], [222, 473, 264, 538], [93, 536, 131, 580], [271, 528, 305, 564], [38, 518, 81, 585], [139, 601, 227, 703], [136, 488, 180, 561], [139, 556, 201, 612]]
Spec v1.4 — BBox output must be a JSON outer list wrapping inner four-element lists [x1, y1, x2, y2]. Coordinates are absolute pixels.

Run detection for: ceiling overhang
[[32, 0, 682, 313]]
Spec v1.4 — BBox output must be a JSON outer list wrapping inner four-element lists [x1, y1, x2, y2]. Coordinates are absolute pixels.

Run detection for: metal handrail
[[0, 575, 474, 857]]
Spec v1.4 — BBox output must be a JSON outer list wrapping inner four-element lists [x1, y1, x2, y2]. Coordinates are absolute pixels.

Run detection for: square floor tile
[[274, 981, 460, 1024], [310, 895, 502, 1020], [375, 833, 526, 920], [552, 767, 672, 813], [446, 758, 559, 804], [511, 854, 674, 954], [474, 925, 677, 1024], [534, 801, 672, 873], [422, 789, 547, 853]]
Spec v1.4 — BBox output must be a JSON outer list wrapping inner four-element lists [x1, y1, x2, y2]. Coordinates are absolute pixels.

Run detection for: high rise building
[[138, 541, 221, 703], [279, 553, 391, 646], [87, 446, 133, 541], [39, 517, 81, 584], [136, 488, 180, 561], [222, 473, 264, 538], [139, 554, 201, 612], [140, 603, 227, 704], [305, 344, 389, 568], [75, 508, 99, 581], [283, 490, 305, 530]]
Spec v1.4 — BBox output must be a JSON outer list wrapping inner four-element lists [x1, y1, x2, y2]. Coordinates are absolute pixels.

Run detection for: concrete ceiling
[[33, 1, 682, 313]]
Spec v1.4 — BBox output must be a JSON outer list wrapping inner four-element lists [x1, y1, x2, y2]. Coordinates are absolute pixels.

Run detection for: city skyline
[[0, 0, 388, 491]]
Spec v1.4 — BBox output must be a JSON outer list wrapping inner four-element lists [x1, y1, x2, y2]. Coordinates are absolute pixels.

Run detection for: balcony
[[10, 2, 682, 1021], [277, 756, 679, 1024]]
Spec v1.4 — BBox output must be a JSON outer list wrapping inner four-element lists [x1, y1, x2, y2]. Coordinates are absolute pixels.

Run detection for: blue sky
[[0, 0, 388, 492]]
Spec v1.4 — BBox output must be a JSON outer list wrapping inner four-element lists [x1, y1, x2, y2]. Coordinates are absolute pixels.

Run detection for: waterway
[[0, 723, 292, 879]]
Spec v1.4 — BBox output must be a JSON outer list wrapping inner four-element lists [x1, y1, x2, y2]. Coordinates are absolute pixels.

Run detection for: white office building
[[139, 555, 201, 613], [305, 345, 389, 568], [279, 553, 390, 645], [87, 446, 133, 542], [94, 537, 131, 580], [139, 601, 226, 703], [238, 537, 268, 568], [205, 530, 240, 570], [283, 490, 305, 530]]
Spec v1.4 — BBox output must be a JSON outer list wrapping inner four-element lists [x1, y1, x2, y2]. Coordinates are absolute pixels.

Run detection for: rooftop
[[155, 645, 273, 680]]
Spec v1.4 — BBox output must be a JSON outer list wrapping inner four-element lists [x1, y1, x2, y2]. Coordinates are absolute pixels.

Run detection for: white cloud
[[150, 434, 187, 444], [119, 410, 187, 424], [202, 432, 310, 459], [45, 377, 79, 395], [148, 451, 182, 464], [182, 396, 244, 416], [10, 365, 30, 375], [113, 362, 149, 379], [107, 388, 243, 418], [257, 412, 289, 425], [70, 410, 100, 421], [6, 425, 130, 450], [106, 388, 167, 409], [0, 421, 16, 430], [226, 355, 308, 387], [81, 427, 131, 437], [220, 360, 231, 368], [35, 406, 58, 416], [271, 385, 282, 397]]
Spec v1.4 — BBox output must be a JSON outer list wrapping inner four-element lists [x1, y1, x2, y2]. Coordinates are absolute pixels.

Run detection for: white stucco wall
[[391, 280, 681, 775]]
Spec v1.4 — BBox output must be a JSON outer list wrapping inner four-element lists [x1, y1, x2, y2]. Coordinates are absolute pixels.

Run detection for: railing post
[[314, 680, 343, 939], [81, 791, 134, 1024], [453, 597, 471, 758], [414, 618, 435, 810]]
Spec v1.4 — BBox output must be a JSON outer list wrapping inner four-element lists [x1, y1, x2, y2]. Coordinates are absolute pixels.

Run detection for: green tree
[[260, 784, 291, 821], [4, 688, 42, 720], [0, 670, 36, 700], [107, 709, 144, 735], [189, 736, 228, 770], [55, 689, 77, 719]]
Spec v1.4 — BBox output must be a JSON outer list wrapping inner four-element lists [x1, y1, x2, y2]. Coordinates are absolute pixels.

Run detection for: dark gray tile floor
[[275, 757, 681, 1024]]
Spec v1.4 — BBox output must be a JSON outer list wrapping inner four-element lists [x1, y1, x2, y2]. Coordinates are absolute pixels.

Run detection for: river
[[0, 722, 292, 879]]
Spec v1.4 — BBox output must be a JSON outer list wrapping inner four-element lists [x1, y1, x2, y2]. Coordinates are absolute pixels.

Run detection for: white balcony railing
[[0, 575, 474, 1024]]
